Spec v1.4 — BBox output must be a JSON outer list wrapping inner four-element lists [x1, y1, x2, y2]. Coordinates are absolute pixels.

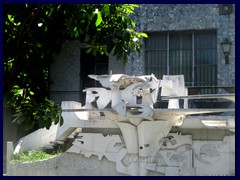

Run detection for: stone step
[[42, 145, 54, 150], [55, 140, 65, 145], [50, 140, 65, 145]]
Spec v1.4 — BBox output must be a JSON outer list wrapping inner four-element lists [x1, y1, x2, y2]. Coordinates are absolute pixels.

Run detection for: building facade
[[49, 4, 235, 105], [4, 4, 235, 174], [126, 4, 235, 85]]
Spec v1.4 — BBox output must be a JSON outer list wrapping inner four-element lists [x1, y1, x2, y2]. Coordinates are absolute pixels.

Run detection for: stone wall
[[217, 5, 235, 86], [124, 4, 235, 86], [7, 152, 129, 176], [49, 40, 82, 105]]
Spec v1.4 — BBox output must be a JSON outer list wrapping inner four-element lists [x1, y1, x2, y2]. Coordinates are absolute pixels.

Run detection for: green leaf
[[12, 113, 22, 123], [8, 14, 14, 23], [95, 12, 102, 27], [141, 33, 148, 38], [86, 47, 92, 53], [116, 30, 123, 37], [103, 47, 109, 56], [102, 4, 110, 16], [46, 118, 52, 129], [126, 28, 134, 33], [73, 27, 79, 38], [53, 117, 59, 125], [60, 116, 64, 126], [24, 120, 35, 131], [92, 48, 97, 56], [57, 5, 61, 10], [38, 119, 45, 128], [123, 32, 130, 42], [131, 20, 135, 27], [107, 39, 114, 53], [136, 32, 148, 38], [15, 22, 21, 26]]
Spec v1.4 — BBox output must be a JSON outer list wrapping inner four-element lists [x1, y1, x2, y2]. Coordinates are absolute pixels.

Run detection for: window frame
[[145, 30, 217, 87]]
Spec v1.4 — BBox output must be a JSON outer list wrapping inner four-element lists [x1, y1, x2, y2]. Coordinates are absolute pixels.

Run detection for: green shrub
[[11, 150, 61, 163], [12, 97, 63, 131]]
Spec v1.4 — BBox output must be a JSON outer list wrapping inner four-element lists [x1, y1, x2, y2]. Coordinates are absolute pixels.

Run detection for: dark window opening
[[80, 49, 109, 104]]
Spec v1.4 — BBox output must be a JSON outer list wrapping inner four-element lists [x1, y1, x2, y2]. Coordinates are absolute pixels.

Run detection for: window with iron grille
[[145, 31, 217, 87]]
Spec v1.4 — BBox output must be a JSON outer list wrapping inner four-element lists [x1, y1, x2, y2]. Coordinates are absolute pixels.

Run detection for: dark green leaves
[[83, 4, 148, 62], [4, 4, 148, 131], [101, 4, 110, 16], [12, 98, 63, 131]]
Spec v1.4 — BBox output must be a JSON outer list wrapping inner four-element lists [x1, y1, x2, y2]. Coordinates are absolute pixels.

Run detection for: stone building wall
[[124, 4, 235, 87], [49, 40, 82, 105], [49, 4, 235, 104], [217, 5, 235, 86]]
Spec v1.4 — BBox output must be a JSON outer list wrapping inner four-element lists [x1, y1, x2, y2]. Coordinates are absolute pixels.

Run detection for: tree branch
[[17, 5, 43, 49]]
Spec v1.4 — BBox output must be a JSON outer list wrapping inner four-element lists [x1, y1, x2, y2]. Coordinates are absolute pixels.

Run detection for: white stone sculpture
[[62, 73, 235, 176], [12, 73, 234, 176]]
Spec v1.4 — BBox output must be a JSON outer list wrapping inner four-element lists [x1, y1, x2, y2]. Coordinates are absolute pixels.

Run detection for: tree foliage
[[3, 4, 147, 131]]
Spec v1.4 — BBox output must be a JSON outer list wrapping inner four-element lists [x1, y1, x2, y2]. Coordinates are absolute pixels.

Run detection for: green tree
[[3, 4, 147, 131]]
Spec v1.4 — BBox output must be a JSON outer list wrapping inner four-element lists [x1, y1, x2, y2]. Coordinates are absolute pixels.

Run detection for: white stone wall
[[7, 153, 129, 176]]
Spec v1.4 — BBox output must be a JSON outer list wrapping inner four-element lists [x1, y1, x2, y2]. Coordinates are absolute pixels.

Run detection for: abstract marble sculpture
[[61, 73, 235, 176]]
